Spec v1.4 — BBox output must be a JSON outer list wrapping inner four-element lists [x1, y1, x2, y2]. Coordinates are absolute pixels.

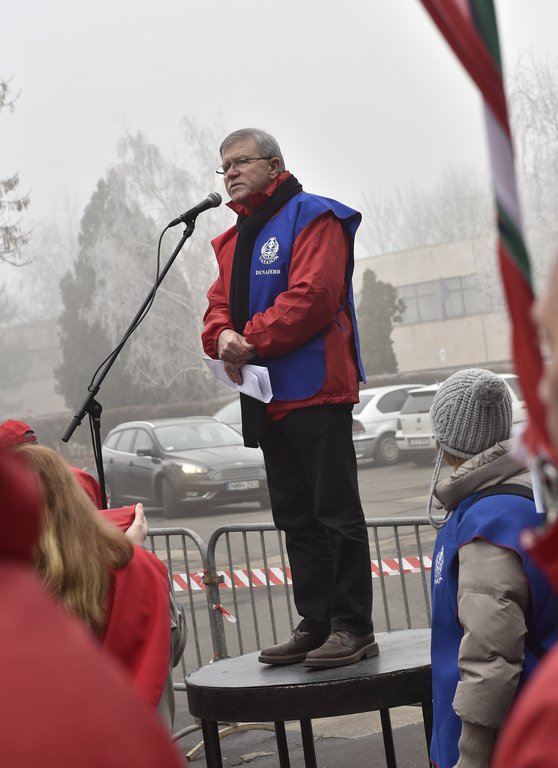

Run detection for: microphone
[[168, 192, 222, 227]]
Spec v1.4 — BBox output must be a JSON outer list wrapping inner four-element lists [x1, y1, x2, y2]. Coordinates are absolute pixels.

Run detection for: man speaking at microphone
[[201, 128, 376, 669]]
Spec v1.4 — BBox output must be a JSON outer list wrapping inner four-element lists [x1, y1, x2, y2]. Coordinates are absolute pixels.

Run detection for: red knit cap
[[0, 420, 38, 449]]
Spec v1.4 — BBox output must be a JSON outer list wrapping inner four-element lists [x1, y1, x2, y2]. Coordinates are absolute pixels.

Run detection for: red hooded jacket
[[491, 517, 558, 767]]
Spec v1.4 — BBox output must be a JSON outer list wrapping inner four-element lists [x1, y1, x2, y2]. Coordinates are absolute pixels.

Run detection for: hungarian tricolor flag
[[419, 0, 556, 465]]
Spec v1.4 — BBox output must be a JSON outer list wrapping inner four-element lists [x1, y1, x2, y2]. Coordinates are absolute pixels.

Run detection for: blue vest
[[248, 191, 364, 401], [430, 490, 558, 768]]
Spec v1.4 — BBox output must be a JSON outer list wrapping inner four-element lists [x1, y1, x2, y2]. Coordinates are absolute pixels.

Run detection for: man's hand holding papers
[[203, 357, 273, 403]]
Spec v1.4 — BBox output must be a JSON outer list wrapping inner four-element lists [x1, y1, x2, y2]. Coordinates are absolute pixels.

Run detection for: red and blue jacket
[[202, 173, 365, 419]]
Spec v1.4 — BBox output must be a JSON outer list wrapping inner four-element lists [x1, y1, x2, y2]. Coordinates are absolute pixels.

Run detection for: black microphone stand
[[62, 220, 196, 508]]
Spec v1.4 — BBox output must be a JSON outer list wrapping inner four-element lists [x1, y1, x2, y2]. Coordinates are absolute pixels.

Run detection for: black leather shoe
[[258, 627, 330, 665], [303, 631, 379, 668]]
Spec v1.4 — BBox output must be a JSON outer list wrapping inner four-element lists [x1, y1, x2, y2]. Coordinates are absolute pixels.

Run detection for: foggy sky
[[1, 0, 557, 233]]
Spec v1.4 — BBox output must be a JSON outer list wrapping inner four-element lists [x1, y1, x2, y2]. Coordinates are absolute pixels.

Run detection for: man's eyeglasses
[[216, 157, 272, 175]]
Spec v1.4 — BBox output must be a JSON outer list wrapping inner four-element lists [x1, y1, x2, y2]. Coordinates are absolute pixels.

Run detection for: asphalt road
[[145, 457, 437, 534]]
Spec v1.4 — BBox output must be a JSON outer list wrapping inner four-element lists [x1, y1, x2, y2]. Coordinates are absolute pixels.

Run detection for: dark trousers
[[258, 404, 373, 635]]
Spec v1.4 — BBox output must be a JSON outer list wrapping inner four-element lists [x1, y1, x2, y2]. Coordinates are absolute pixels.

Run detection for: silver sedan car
[[352, 384, 426, 465]]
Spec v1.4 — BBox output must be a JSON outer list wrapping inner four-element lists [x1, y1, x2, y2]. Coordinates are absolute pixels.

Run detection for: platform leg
[[379, 708, 397, 768], [421, 698, 433, 757], [300, 719, 318, 768], [201, 719, 223, 768], [274, 721, 291, 768]]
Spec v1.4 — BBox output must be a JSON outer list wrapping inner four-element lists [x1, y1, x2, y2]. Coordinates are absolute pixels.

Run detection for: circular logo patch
[[260, 236, 280, 264]]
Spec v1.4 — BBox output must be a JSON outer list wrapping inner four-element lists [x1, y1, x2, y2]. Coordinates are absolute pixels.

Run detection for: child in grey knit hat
[[427, 368, 512, 528], [426, 368, 558, 768]]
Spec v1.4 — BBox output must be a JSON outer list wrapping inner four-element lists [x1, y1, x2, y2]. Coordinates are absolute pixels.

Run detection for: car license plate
[[226, 480, 260, 491], [409, 438, 430, 446]]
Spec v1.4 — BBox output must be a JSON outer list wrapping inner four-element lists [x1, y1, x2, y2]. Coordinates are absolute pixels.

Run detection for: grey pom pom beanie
[[427, 369, 512, 529], [430, 368, 512, 459]]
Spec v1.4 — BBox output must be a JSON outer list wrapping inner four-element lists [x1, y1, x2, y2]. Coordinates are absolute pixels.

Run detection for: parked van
[[396, 374, 525, 465]]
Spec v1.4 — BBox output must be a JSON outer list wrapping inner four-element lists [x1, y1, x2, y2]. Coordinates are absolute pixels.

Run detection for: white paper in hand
[[203, 357, 273, 403]]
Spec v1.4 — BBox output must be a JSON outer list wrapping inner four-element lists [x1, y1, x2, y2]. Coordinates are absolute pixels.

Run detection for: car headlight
[[180, 462, 209, 475]]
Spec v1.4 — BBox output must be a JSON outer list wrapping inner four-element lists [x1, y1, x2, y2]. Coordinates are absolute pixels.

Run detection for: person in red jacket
[[202, 128, 376, 668], [0, 418, 103, 506], [0, 418, 149, 543], [0, 447, 186, 767], [16, 443, 185, 728], [491, 255, 558, 767]]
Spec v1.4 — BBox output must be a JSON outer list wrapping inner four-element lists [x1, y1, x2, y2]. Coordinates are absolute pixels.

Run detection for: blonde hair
[[17, 444, 133, 635]]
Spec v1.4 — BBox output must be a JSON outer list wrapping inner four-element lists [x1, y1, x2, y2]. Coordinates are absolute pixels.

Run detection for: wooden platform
[[186, 628, 432, 767]]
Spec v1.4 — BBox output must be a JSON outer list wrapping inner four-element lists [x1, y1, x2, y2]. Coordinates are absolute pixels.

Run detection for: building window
[[398, 274, 491, 324]]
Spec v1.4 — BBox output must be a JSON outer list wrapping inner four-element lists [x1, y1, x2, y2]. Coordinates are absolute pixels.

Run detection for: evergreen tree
[[55, 179, 156, 410], [357, 268, 404, 376], [0, 79, 30, 264], [57, 124, 234, 411]]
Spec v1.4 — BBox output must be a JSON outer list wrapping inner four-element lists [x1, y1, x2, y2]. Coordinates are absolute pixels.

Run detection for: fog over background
[[2, 0, 558, 425], [2, 0, 557, 231]]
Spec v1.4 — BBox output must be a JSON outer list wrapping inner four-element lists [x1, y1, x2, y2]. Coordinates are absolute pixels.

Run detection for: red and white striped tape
[[172, 556, 433, 592]]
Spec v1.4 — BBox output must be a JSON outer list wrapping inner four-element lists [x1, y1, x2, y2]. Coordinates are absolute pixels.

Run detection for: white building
[[353, 239, 512, 373]]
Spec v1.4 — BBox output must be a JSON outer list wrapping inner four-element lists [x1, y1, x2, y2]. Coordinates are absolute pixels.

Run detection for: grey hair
[[220, 128, 286, 172]]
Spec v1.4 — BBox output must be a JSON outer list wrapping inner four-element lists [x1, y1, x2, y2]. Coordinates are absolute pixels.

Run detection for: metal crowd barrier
[[146, 517, 435, 745], [204, 517, 435, 660], [147, 516, 435, 670], [366, 516, 435, 632], [145, 526, 214, 745], [145, 527, 216, 677]]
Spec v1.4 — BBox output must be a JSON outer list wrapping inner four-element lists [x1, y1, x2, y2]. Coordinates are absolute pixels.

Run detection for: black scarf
[[229, 174, 303, 447]]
